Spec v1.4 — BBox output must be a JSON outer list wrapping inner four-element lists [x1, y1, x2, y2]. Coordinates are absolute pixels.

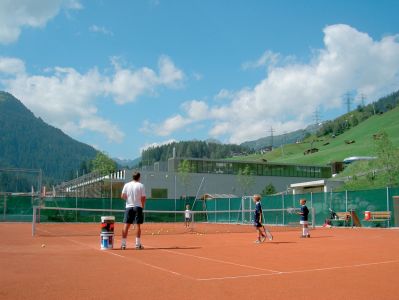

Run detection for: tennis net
[[32, 206, 314, 236]]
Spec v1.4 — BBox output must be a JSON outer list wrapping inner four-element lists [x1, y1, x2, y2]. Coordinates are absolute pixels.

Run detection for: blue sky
[[1, 0, 399, 160]]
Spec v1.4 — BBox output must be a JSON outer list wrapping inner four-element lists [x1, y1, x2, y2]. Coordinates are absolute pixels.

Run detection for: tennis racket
[[286, 207, 300, 214], [263, 226, 273, 241], [260, 211, 273, 241]]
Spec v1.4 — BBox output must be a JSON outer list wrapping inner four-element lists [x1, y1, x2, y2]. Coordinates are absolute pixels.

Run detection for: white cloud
[[140, 139, 177, 153], [105, 55, 184, 104], [89, 25, 113, 36], [0, 55, 184, 143], [242, 50, 280, 70], [0, 57, 26, 75], [157, 55, 185, 87], [139, 99, 208, 136], [141, 115, 191, 137], [0, 0, 82, 44], [214, 89, 234, 100], [144, 24, 399, 144], [181, 100, 209, 121]]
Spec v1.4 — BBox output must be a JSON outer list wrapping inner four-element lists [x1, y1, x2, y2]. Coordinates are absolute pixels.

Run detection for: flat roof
[[290, 180, 327, 188]]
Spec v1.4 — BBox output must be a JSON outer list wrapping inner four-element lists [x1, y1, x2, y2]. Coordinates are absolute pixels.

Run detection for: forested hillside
[[141, 140, 252, 166], [0, 92, 98, 190]]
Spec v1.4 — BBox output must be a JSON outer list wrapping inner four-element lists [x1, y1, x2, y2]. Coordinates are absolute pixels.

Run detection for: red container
[[364, 211, 371, 221]]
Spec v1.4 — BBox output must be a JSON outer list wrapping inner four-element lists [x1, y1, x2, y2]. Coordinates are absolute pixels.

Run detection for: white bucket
[[100, 232, 114, 250]]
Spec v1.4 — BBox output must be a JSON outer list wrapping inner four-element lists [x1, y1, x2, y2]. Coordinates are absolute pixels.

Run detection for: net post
[[32, 206, 37, 236], [191, 210, 195, 231]]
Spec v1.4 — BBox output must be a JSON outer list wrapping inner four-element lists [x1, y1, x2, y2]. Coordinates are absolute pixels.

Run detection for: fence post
[[3, 194, 6, 221], [387, 187, 390, 227], [32, 206, 37, 236], [345, 190, 348, 212], [282, 193, 285, 225], [311, 207, 316, 228], [310, 192, 313, 209]]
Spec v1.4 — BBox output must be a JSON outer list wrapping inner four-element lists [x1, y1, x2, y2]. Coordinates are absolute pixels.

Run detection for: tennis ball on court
[[151, 232, 154, 235], [41, 244, 46, 248]]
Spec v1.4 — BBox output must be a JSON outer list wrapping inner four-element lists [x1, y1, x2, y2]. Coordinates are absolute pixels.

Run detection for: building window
[[151, 188, 168, 198]]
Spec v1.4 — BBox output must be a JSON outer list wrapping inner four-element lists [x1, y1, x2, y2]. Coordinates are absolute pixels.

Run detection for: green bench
[[365, 211, 391, 227], [330, 212, 352, 227]]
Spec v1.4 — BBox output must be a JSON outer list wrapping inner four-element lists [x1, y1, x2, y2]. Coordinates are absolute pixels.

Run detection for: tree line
[[140, 141, 253, 166], [317, 90, 399, 137]]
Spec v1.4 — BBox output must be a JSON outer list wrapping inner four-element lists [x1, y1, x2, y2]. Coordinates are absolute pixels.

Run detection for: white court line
[[158, 247, 281, 273], [56, 235, 195, 279], [197, 259, 399, 281]]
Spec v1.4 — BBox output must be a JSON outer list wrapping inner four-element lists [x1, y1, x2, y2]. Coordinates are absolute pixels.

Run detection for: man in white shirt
[[120, 171, 146, 250]]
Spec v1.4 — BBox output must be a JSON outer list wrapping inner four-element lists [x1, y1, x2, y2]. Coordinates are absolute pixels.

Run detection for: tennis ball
[[41, 244, 46, 248], [151, 232, 154, 235]]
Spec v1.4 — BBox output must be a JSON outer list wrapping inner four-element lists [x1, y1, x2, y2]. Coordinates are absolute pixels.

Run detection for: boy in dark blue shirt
[[299, 198, 310, 238], [253, 194, 267, 243]]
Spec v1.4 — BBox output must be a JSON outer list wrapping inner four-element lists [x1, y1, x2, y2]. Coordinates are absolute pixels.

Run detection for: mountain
[[113, 157, 141, 169], [240, 124, 321, 151], [0, 91, 98, 189]]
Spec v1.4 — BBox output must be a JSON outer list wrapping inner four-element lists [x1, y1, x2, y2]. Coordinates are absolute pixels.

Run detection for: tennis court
[[1, 223, 399, 300]]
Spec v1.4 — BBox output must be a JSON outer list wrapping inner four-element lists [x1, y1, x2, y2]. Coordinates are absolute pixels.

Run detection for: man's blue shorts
[[123, 207, 143, 224]]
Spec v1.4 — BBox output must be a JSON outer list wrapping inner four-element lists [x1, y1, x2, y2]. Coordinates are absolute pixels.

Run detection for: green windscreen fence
[[2, 187, 399, 227]]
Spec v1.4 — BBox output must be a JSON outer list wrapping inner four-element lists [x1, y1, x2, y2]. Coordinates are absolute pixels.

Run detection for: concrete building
[[57, 157, 333, 199], [131, 157, 332, 199]]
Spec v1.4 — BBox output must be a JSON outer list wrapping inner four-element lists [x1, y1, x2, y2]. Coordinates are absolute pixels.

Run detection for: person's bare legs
[[122, 223, 131, 239], [135, 224, 144, 249], [121, 223, 131, 249]]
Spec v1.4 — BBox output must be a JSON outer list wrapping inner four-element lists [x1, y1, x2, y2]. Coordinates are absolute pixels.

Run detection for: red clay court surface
[[1, 223, 399, 300]]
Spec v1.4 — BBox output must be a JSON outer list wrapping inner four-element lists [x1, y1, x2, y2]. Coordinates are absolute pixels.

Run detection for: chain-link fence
[[2, 187, 399, 227]]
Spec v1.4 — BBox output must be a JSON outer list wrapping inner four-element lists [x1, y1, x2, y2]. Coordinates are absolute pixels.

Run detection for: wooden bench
[[365, 211, 391, 227], [330, 212, 352, 227]]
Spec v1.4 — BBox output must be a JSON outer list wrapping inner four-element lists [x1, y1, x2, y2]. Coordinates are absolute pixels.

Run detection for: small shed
[[290, 179, 344, 194]]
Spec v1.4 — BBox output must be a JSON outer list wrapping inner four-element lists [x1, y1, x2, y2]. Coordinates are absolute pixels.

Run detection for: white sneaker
[[260, 236, 266, 242], [135, 244, 144, 250], [254, 240, 261, 244]]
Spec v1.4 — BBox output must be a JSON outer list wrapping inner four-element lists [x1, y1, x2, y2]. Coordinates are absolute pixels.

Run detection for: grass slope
[[241, 106, 399, 166]]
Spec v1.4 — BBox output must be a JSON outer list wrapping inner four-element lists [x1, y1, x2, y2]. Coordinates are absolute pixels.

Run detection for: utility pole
[[269, 126, 275, 150], [281, 131, 287, 157], [343, 92, 353, 113], [360, 93, 367, 107], [313, 108, 321, 125]]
